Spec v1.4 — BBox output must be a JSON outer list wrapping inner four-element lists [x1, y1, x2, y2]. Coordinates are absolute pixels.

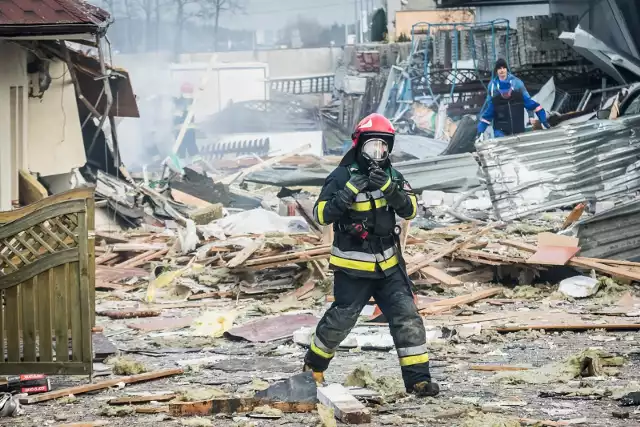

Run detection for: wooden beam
[[226, 238, 263, 268], [469, 365, 530, 372], [495, 324, 640, 333], [108, 393, 177, 405], [21, 368, 184, 404], [420, 266, 462, 286], [18, 169, 48, 206], [418, 288, 502, 315], [116, 248, 168, 268], [408, 225, 495, 275], [169, 398, 316, 416], [500, 239, 640, 282], [317, 384, 371, 424], [96, 310, 161, 320]]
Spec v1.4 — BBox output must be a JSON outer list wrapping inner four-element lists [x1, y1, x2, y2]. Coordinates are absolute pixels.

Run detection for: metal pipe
[[87, 33, 113, 157]]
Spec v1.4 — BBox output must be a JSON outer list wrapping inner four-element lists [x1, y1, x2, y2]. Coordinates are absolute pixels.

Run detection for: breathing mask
[[361, 138, 389, 162]]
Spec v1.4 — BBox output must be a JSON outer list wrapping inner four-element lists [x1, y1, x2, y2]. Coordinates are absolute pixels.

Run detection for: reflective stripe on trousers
[[310, 333, 335, 359], [397, 344, 430, 367]]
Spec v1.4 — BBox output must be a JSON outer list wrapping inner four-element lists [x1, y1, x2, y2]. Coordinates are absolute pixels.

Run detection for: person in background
[[477, 58, 550, 138], [302, 113, 440, 398], [174, 82, 199, 158]]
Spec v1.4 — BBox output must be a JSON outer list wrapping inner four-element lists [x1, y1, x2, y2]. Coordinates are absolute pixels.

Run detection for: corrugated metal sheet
[[245, 153, 481, 193], [575, 199, 640, 261], [476, 115, 640, 221], [0, 0, 108, 27]]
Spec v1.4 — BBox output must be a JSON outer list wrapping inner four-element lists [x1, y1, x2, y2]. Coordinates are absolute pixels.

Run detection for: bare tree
[[135, 0, 155, 50], [173, 0, 199, 56], [198, 0, 244, 51]]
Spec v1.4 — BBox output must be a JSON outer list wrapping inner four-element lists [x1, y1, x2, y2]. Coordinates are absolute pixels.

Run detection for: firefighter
[[174, 82, 199, 158], [303, 113, 440, 398], [477, 58, 550, 138]]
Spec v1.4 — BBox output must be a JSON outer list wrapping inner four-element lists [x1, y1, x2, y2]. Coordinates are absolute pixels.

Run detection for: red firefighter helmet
[[341, 113, 396, 166], [352, 113, 395, 148]]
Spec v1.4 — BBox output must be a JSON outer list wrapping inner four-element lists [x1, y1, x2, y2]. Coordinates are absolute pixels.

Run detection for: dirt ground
[[3, 282, 640, 427]]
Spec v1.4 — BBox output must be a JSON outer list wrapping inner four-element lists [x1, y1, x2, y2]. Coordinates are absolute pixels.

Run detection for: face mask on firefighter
[[361, 138, 389, 161]]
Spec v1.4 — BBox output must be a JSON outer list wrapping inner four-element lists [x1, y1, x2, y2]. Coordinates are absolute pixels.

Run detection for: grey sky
[[223, 0, 385, 31]]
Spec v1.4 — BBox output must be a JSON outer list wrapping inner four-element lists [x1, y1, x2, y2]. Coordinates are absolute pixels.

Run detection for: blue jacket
[[478, 73, 548, 135]]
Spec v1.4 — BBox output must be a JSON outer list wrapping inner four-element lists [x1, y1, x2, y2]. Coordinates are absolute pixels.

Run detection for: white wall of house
[[27, 60, 86, 176], [0, 41, 28, 211], [0, 42, 86, 211]]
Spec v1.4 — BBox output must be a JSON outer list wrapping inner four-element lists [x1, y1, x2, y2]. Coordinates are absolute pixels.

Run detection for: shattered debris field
[[6, 212, 640, 427]]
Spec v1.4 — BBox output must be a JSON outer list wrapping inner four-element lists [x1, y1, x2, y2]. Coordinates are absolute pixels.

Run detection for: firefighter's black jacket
[[313, 163, 418, 279]]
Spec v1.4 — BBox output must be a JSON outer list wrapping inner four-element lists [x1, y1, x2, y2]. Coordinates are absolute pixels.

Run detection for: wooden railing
[[0, 188, 95, 376]]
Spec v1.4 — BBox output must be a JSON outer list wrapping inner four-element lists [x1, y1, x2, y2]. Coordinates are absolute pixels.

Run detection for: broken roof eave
[[0, 22, 107, 39]]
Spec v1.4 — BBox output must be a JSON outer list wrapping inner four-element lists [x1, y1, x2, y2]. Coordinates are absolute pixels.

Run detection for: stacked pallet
[[517, 14, 581, 66], [470, 27, 519, 71]]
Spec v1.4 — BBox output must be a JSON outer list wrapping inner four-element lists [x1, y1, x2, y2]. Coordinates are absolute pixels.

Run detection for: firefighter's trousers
[[304, 269, 432, 389]]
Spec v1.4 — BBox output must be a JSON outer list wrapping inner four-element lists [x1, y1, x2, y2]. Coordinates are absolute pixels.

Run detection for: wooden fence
[[0, 188, 95, 375]]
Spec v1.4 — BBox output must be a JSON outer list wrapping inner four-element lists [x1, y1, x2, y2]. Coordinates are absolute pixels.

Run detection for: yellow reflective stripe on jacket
[[352, 198, 387, 212], [330, 254, 399, 272], [316, 201, 327, 225], [346, 182, 358, 194], [310, 335, 334, 359], [399, 352, 430, 367], [407, 194, 418, 220], [380, 177, 392, 192]]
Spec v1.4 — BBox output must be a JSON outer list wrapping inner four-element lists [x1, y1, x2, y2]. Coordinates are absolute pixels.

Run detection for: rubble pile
[[10, 166, 640, 425]]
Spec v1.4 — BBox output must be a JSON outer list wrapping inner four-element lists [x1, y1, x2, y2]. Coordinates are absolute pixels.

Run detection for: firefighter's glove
[[345, 174, 369, 196], [369, 167, 391, 191]]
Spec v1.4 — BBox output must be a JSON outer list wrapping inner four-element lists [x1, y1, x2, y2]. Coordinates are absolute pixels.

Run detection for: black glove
[[369, 167, 391, 191], [346, 174, 369, 195]]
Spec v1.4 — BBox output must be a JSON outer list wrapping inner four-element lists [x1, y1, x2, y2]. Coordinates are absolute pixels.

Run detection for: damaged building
[[3, 0, 640, 426], [0, 0, 137, 210]]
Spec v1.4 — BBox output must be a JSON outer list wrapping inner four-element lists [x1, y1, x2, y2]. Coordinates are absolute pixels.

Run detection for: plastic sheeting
[[245, 153, 481, 193], [477, 114, 640, 222], [214, 208, 310, 235]]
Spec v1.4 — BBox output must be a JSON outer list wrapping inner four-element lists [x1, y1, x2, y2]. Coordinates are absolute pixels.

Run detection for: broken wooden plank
[[500, 239, 640, 282], [418, 288, 502, 314], [317, 384, 371, 424], [469, 365, 530, 372], [116, 248, 168, 268], [95, 252, 119, 266], [95, 232, 129, 244], [18, 169, 48, 206], [420, 266, 462, 286], [187, 291, 235, 300], [519, 418, 582, 426], [171, 189, 213, 209], [569, 258, 640, 282], [21, 368, 184, 404], [110, 243, 167, 252], [227, 238, 264, 268], [96, 310, 161, 320], [495, 324, 640, 333], [135, 406, 170, 414], [56, 422, 109, 427], [243, 246, 331, 267], [169, 398, 316, 416], [246, 254, 331, 270], [108, 393, 177, 405], [408, 225, 495, 275], [127, 317, 194, 332]]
